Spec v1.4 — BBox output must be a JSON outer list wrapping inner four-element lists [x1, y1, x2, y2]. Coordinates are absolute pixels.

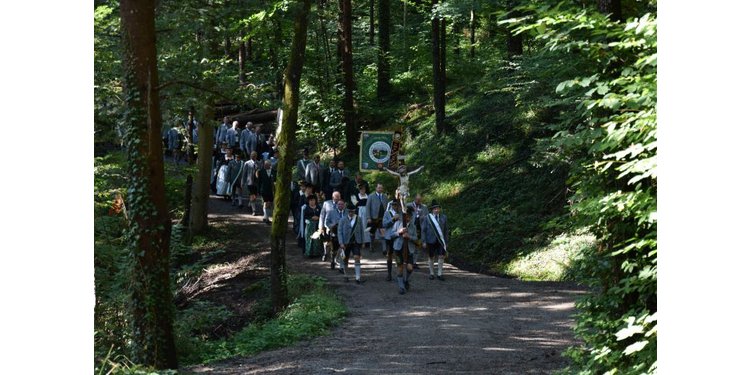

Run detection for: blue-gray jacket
[[337, 214, 366, 245], [325, 207, 346, 235], [393, 215, 418, 253], [329, 168, 347, 191], [366, 192, 388, 221], [421, 213, 448, 246], [382, 207, 402, 240]]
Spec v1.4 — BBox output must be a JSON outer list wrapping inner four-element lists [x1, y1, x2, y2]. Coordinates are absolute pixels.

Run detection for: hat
[[429, 199, 441, 209], [347, 203, 357, 211]]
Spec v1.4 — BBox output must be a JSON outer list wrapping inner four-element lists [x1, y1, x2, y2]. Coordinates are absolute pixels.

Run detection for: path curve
[[189, 197, 586, 374]]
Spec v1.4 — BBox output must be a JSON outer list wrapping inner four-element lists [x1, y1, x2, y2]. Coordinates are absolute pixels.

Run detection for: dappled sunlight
[[483, 347, 519, 352], [508, 336, 574, 347], [540, 302, 576, 311]]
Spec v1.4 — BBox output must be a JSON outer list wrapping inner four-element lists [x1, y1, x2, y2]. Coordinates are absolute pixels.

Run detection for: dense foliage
[[96, 0, 656, 372], [95, 153, 346, 372]]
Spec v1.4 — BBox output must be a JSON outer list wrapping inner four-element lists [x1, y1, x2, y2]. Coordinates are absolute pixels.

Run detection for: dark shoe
[[386, 274, 392, 282], [405, 281, 410, 290], [356, 279, 362, 285], [238, 205, 244, 209], [413, 264, 420, 270], [382, 250, 387, 256], [429, 275, 435, 280], [437, 275, 445, 281], [330, 261, 336, 270], [339, 269, 345, 274], [399, 288, 405, 295]]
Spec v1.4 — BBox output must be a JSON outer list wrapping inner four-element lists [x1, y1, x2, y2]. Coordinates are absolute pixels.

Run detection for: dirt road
[[188, 197, 586, 374]]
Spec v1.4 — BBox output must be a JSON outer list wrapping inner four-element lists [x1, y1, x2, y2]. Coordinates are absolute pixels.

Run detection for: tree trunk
[[270, 0, 312, 314], [431, 0, 445, 133], [506, 3, 523, 58], [598, 0, 622, 22], [119, 0, 177, 368], [377, 0, 391, 99], [247, 23, 253, 62], [507, 30, 523, 57], [339, 0, 357, 155], [273, 18, 284, 100], [182, 110, 196, 229], [470, 5, 476, 58], [440, 14, 447, 132], [239, 41, 247, 84], [369, 0, 375, 45], [318, 0, 333, 90], [224, 34, 232, 58], [402, 0, 408, 70], [190, 103, 214, 233], [453, 20, 460, 58]]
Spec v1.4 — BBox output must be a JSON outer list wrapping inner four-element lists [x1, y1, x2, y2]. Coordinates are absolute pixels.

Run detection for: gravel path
[[187, 197, 587, 374]]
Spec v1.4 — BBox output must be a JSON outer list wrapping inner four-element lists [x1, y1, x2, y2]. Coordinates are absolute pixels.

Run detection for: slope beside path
[[188, 197, 586, 374]]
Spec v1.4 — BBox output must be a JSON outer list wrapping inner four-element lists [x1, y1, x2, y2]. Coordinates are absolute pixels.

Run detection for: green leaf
[[624, 340, 649, 355]]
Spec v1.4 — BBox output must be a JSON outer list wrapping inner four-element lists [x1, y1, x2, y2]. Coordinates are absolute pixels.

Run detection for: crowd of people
[[169, 114, 450, 295]]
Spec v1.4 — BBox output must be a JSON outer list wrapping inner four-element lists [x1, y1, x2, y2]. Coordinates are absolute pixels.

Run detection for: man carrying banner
[[421, 199, 449, 281]]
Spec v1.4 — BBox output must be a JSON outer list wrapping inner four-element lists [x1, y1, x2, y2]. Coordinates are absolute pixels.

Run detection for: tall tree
[[272, 18, 284, 99], [339, 0, 357, 154], [431, 0, 446, 133], [469, 4, 476, 58], [377, 0, 391, 98], [119, 0, 177, 368], [270, 0, 312, 314], [506, 2, 523, 57], [190, 102, 215, 234], [239, 40, 247, 83], [369, 0, 375, 45]]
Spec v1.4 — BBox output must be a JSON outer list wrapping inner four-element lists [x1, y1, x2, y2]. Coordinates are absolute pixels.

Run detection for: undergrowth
[[173, 274, 347, 366]]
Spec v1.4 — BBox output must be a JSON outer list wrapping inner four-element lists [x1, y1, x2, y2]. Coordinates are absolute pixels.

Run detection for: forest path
[[188, 196, 586, 374]]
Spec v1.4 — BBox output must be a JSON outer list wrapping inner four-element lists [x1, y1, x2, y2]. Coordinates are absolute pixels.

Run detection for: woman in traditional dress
[[215, 147, 234, 200], [303, 194, 323, 258]]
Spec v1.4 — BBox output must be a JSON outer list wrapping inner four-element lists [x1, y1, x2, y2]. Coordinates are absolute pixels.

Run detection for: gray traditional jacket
[[421, 213, 448, 247], [337, 214, 366, 245], [393, 215, 418, 253]]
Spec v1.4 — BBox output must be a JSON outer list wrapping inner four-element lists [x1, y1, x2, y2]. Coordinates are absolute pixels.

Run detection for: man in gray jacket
[[328, 160, 348, 193], [406, 194, 429, 269], [216, 116, 230, 149], [382, 199, 403, 282], [320, 192, 344, 269], [337, 203, 366, 284], [421, 200, 449, 281], [239, 122, 253, 158], [366, 183, 388, 255], [393, 207, 418, 294], [304, 154, 321, 192]]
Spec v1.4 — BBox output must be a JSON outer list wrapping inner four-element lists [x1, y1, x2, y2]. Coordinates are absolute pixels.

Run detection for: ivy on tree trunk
[[270, 0, 312, 314], [119, 0, 177, 368]]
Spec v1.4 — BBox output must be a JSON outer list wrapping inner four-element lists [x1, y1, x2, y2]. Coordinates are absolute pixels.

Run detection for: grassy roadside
[[175, 274, 347, 366]]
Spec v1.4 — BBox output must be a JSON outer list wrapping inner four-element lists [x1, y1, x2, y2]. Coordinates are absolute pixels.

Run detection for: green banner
[[359, 131, 394, 171]]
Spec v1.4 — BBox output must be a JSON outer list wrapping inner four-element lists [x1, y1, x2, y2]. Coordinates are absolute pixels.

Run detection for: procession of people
[[177, 114, 449, 295]]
